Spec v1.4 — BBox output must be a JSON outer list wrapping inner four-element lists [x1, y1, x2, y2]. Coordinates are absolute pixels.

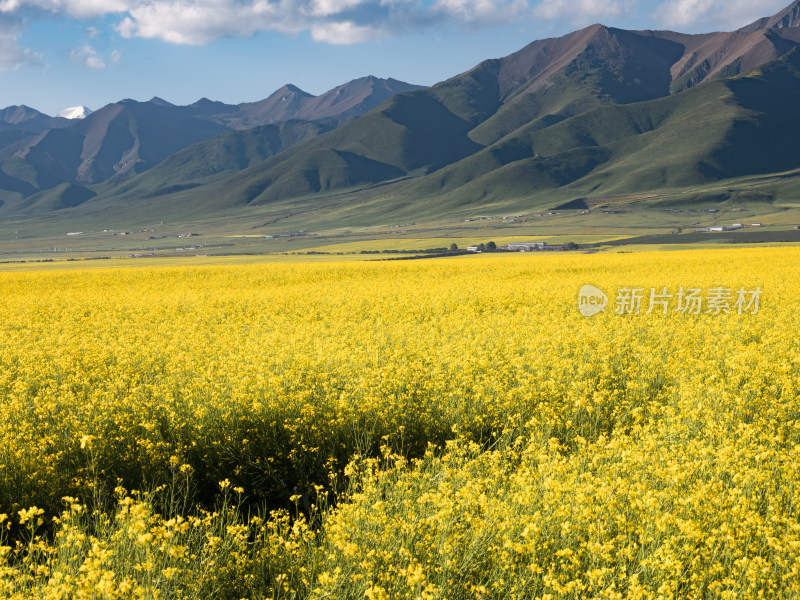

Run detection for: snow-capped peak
[[57, 106, 93, 119]]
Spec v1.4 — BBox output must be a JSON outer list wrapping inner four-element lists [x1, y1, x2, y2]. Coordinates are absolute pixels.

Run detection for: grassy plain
[[0, 195, 798, 263], [0, 249, 799, 599]]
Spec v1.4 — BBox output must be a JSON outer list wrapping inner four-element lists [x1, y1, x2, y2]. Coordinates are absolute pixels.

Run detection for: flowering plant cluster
[[0, 248, 796, 599]]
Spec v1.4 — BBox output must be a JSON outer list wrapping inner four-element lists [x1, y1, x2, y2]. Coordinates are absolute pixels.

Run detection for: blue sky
[[0, 0, 793, 115]]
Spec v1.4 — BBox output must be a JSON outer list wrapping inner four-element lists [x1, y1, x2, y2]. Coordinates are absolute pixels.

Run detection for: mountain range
[[4, 1, 800, 225]]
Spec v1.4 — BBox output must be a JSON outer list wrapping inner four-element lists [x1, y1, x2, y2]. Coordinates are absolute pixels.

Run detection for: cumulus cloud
[[0, 0, 791, 67], [533, 0, 631, 22], [109, 0, 535, 45], [116, 0, 306, 45], [0, 15, 41, 70], [69, 44, 105, 68], [307, 0, 370, 18], [434, 0, 527, 25], [0, 0, 662, 51], [0, 0, 124, 70], [654, 0, 788, 30], [310, 20, 380, 42], [0, 0, 134, 19]]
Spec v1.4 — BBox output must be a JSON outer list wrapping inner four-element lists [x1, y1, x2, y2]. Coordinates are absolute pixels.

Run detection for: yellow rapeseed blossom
[[0, 248, 797, 598]]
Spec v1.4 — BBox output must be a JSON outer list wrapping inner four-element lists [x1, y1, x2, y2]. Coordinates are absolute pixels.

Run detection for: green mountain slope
[[463, 26, 686, 146], [86, 24, 687, 214], [127, 42, 799, 225], [95, 119, 338, 203], [189, 91, 483, 207], [396, 47, 800, 213], [0, 78, 424, 208], [6, 2, 800, 228], [0, 100, 229, 192], [133, 26, 800, 216]]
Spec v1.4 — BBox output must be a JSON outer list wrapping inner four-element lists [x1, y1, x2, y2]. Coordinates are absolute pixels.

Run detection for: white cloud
[[0, 16, 41, 70], [434, 0, 527, 25], [0, 0, 790, 69], [110, 49, 121, 62], [307, 0, 369, 18], [70, 44, 105, 68], [111, 0, 535, 44], [533, 0, 631, 22], [11, 0, 769, 55], [117, 0, 305, 45], [310, 20, 380, 42], [0, 0, 23, 11], [0, 0, 134, 19], [654, 0, 788, 30]]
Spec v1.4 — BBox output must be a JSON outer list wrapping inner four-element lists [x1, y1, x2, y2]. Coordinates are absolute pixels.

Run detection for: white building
[[507, 242, 548, 251]]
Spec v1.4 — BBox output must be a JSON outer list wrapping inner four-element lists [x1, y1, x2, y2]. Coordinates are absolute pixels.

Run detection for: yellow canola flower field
[[0, 248, 799, 599]]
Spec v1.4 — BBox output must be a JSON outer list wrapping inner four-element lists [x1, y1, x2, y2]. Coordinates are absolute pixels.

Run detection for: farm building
[[507, 242, 548, 251]]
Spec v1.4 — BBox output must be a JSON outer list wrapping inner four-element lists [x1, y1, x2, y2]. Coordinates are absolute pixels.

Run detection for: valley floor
[[1, 199, 800, 264]]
